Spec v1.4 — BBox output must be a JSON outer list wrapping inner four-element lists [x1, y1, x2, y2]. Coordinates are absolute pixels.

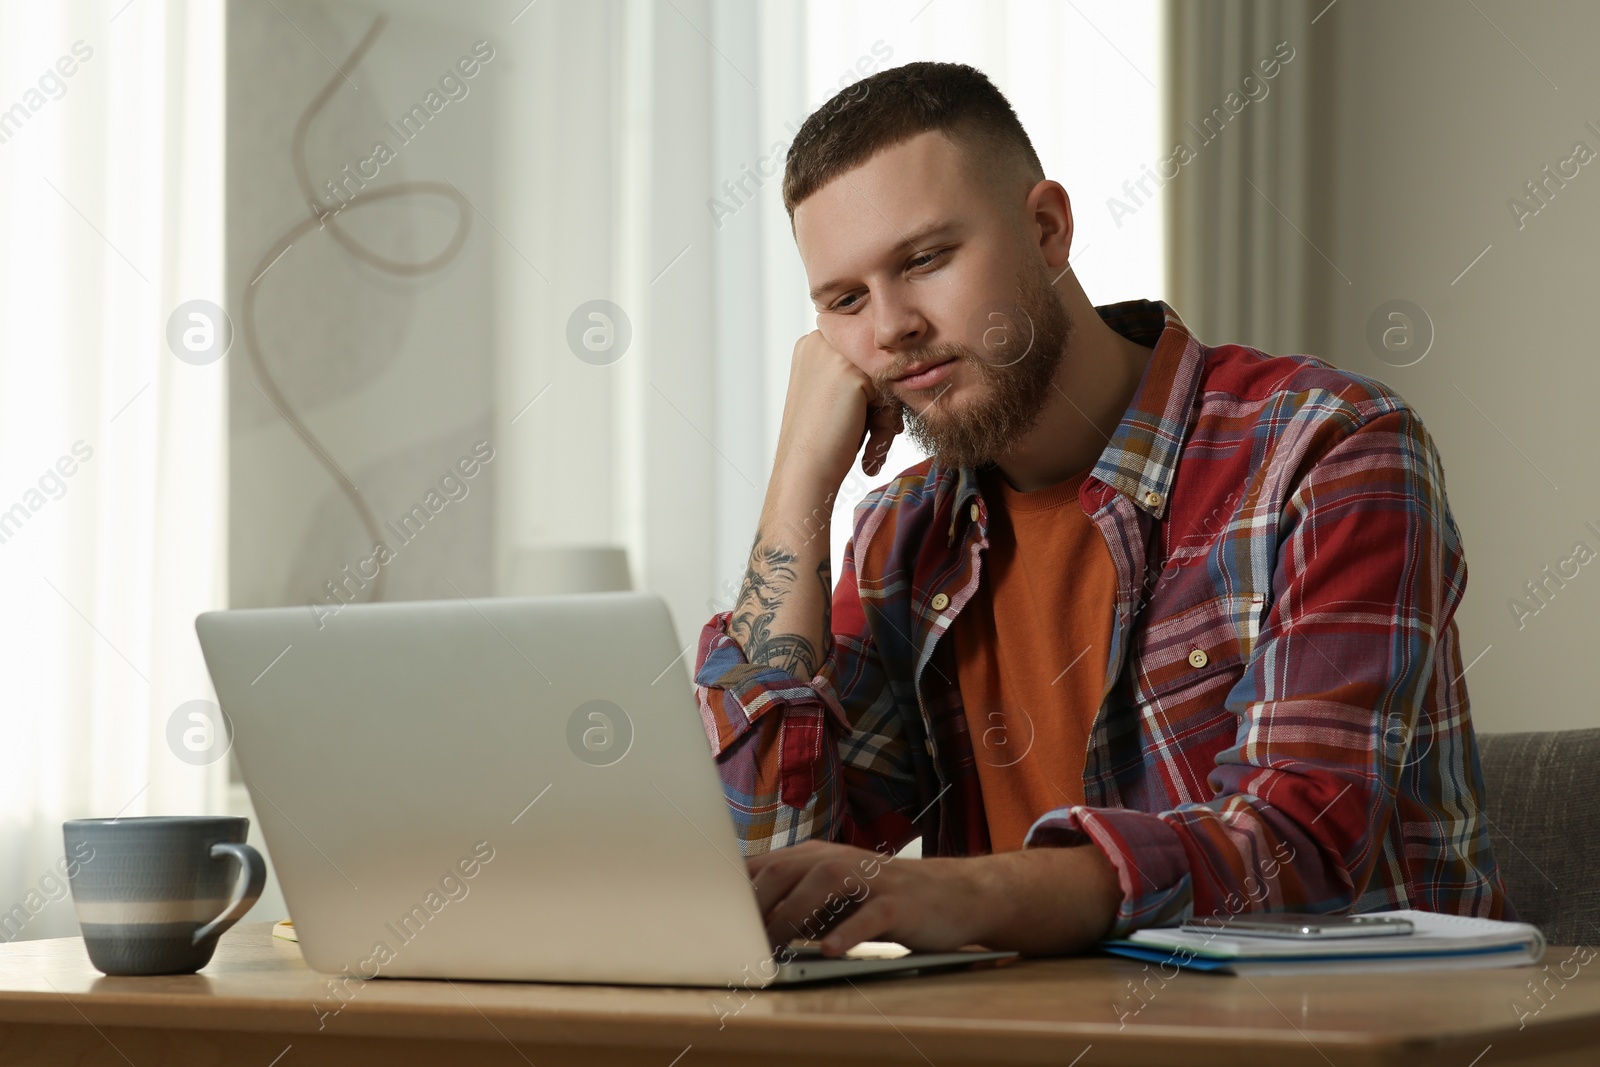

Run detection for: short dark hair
[[782, 61, 1045, 221]]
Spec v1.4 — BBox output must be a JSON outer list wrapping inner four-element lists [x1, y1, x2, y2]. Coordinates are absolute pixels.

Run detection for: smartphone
[[1179, 913, 1414, 939]]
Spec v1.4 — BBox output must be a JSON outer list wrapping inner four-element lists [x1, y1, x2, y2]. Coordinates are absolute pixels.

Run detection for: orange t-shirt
[[952, 463, 1118, 853]]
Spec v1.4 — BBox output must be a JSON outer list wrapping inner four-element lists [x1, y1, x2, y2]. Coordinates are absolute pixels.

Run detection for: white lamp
[[506, 545, 632, 596]]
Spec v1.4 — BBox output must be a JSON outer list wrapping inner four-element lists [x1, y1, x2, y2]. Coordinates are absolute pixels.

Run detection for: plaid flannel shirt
[[694, 299, 1513, 938]]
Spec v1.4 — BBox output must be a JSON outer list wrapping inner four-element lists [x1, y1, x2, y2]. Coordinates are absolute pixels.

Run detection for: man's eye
[[825, 250, 946, 311]]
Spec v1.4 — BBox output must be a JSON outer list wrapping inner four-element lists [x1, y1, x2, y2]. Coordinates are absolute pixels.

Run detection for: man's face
[[794, 130, 1072, 469]]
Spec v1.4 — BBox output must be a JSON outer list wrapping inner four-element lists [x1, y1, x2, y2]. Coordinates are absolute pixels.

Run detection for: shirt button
[[1188, 648, 1209, 668], [1144, 490, 1163, 509], [931, 592, 950, 612], [969, 502, 980, 522]]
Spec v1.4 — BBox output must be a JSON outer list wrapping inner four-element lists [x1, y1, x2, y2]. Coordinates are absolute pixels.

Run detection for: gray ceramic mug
[[62, 815, 266, 976]]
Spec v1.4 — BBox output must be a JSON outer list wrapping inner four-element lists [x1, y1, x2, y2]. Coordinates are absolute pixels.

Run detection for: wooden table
[[0, 923, 1595, 1066]]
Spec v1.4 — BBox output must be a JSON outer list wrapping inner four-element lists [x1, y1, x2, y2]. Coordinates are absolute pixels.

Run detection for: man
[[693, 61, 1512, 959]]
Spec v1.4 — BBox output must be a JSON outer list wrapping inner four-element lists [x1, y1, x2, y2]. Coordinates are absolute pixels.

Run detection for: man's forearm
[[723, 329, 897, 679], [964, 845, 1122, 954], [727, 478, 836, 678]]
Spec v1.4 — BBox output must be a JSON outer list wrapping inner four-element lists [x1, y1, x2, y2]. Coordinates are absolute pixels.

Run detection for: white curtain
[[0, 0, 227, 940], [491, 0, 811, 644]]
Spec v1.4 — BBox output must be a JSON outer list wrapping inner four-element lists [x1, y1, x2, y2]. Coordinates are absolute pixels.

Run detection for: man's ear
[[1025, 179, 1074, 272]]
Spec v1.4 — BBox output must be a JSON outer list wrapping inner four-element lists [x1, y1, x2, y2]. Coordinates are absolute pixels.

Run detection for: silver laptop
[[194, 591, 1014, 987]]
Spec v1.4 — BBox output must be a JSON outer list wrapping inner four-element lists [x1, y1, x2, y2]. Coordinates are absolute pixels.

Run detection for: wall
[[1295, 0, 1597, 733], [227, 0, 498, 617]]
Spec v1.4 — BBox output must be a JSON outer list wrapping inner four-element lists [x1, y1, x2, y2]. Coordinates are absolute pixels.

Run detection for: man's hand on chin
[[746, 838, 1122, 958]]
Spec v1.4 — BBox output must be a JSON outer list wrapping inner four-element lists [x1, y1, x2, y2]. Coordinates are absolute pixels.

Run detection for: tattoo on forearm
[[817, 558, 832, 642], [729, 534, 823, 678]]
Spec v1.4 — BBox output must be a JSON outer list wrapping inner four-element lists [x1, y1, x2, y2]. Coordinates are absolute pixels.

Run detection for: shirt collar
[[943, 299, 1205, 523]]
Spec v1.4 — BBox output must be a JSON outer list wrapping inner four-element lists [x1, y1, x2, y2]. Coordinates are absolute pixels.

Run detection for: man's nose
[[872, 287, 928, 358]]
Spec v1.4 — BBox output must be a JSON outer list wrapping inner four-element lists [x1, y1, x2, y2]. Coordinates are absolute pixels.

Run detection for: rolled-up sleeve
[[694, 535, 921, 856]]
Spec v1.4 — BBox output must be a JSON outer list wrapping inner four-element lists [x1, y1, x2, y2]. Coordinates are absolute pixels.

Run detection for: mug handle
[[192, 841, 267, 947]]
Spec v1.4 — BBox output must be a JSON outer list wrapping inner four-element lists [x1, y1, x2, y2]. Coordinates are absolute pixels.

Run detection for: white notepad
[[1102, 910, 1546, 976]]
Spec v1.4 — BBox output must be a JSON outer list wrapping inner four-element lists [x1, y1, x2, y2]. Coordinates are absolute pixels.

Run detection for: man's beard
[[873, 257, 1073, 471]]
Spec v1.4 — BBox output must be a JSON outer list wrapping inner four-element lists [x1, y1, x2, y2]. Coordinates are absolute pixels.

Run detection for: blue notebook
[[1099, 910, 1545, 976]]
